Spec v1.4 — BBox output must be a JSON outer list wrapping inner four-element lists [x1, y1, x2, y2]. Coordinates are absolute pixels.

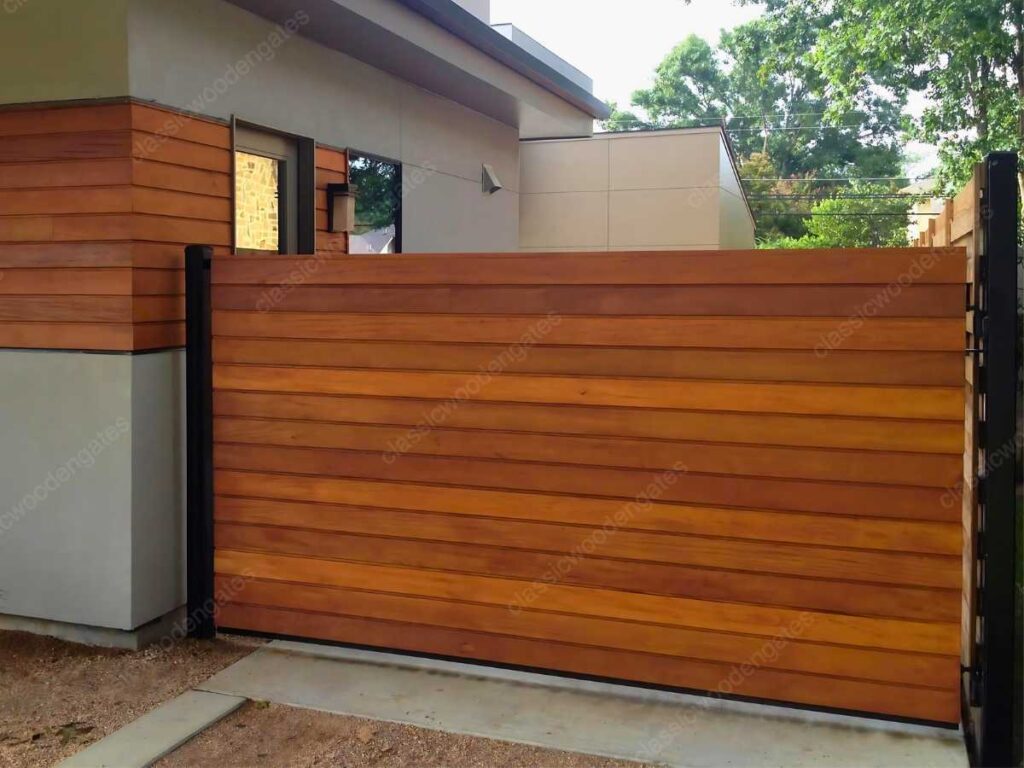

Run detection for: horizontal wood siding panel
[[212, 391, 964, 453], [212, 248, 966, 285], [0, 101, 229, 350], [216, 498, 960, 622], [209, 233, 965, 720], [211, 284, 965, 317]]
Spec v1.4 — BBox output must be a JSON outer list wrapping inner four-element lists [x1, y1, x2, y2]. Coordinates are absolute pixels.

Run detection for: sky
[[489, 0, 936, 177], [490, 0, 762, 110]]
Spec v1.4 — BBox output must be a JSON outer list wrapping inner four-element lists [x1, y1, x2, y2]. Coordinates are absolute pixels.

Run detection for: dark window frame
[[232, 117, 315, 255]]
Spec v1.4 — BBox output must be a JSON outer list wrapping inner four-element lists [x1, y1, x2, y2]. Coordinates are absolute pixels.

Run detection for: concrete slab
[[0, 607, 186, 651], [198, 641, 967, 768], [58, 690, 245, 768]]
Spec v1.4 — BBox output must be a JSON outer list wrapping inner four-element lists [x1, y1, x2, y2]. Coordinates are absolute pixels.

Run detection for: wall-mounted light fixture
[[327, 182, 356, 233], [482, 163, 503, 194]]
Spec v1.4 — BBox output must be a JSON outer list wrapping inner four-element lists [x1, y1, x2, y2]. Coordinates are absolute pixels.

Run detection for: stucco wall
[[519, 129, 755, 251], [0, 350, 184, 631], [125, 0, 521, 252], [0, 0, 129, 104]]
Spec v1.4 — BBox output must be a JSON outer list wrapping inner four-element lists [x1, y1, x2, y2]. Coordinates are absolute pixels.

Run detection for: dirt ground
[[158, 700, 653, 768], [1, 629, 650, 768], [0, 629, 262, 768]]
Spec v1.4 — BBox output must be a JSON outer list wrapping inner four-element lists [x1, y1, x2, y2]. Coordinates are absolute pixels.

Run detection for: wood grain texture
[[215, 603, 959, 723], [210, 247, 965, 723], [0, 100, 231, 351]]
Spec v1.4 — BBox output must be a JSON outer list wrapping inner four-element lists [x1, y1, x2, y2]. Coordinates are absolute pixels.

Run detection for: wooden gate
[[189, 245, 968, 724]]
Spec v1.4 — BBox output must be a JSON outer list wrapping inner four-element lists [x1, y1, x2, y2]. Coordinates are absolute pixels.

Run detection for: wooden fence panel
[[209, 247, 966, 724]]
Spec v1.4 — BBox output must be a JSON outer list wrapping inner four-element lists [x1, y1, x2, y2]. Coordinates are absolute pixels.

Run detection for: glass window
[[234, 151, 281, 252], [349, 153, 401, 254]]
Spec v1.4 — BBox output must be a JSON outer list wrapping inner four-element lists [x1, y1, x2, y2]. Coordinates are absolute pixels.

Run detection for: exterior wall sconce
[[327, 182, 356, 233], [482, 163, 503, 194]]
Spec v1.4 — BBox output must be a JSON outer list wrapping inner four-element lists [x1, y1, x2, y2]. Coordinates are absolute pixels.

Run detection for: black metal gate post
[[185, 244, 215, 639], [965, 152, 1020, 767]]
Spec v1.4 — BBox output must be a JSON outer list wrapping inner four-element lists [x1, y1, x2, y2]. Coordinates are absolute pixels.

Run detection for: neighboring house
[[520, 128, 756, 251], [0, 0, 755, 645]]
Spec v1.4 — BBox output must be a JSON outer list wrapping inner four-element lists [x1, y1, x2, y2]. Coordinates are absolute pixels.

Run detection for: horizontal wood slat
[[211, 235, 965, 720], [215, 498, 960, 622], [0, 101, 232, 351]]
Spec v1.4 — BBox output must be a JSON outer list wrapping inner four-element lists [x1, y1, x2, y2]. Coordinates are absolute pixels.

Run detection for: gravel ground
[[158, 700, 653, 768], [1, 630, 651, 767], [0, 629, 262, 768]]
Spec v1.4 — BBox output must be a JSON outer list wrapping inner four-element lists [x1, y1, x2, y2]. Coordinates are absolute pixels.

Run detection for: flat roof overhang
[[224, 0, 609, 136]]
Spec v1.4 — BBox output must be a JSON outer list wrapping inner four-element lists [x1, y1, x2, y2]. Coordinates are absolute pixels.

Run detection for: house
[[0, 0, 753, 645], [520, 128, 755, 251]]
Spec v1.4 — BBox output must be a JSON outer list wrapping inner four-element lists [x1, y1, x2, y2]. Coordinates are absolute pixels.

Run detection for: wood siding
[[0, 100, 347, 351], [210, 247, 966, 724]]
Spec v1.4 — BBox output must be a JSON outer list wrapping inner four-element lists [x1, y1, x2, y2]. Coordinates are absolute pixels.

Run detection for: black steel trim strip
[[185, 245, 215, 639]]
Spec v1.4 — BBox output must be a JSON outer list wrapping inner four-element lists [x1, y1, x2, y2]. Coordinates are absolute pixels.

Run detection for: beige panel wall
[[0, 0, 129, 104], [520, 129, 754, 251], [125, 0, 520, 252]]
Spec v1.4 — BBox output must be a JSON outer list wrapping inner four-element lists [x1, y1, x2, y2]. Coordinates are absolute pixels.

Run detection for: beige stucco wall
[[0, 0, 129, 104], [520, 129, 755, 251], [124, 0, 521, 252]]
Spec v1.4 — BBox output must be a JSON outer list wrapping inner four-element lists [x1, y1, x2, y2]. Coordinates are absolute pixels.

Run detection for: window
[[349, 152, 402, 254], [235, 125, 311, 254]]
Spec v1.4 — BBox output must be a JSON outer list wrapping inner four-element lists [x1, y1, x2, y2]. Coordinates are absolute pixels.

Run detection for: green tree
[[759, 183, 912, 248], [781, 0, 1024, 195], [604, 17, 906, 242]]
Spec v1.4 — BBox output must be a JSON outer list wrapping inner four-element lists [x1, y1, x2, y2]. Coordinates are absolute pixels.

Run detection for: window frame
[[232, 118, 315, 255]]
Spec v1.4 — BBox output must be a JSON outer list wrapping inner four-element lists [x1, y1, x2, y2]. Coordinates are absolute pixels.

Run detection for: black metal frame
[[963, 152, 1020, 767], [185, 245, 215, 639]]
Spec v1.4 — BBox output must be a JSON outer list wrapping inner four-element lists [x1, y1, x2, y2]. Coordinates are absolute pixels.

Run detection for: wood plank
[[133, 295, 185, 323], [132, 214, 232, 246], [214, 444, 958, 552], [212, 338, 964, 386], [216, 573, 956, 689], [0, 104, 130, 137], [211, 311, 965, 352], [132, 159, 231, 198], [133, 269, 184, 295], [129, 103, 231, 149], [215, 471, 962, 566], [0, 187, 132, 216], [216, 497, 960, 621], [212, 391, 965, 454], [132, 321, 184, 350], [0, 296, 130, 323], [215, 549, 958, 654], [211, 248, 967, 286], [215, 603, 959, 723], [0, 321, 131, 350], [212, 365, 965, 420], [211, 284, 965, 318], [0, 158, 132, 189], [0, 242, 134, 268], [0, 268, 131, 295], [214, 417, 962, 489], [315, 147, 348, 174], [0, 131, 131, 163], [131, 132, 231, 173], [132, 187, 232, 222]]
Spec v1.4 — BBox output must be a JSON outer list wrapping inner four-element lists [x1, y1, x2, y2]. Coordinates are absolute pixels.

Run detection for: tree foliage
[[603, 16, 906, 243]]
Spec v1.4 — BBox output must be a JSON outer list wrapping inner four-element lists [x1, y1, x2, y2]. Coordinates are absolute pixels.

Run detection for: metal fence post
[[971, 152, 1020, 767], [185, 244, 215, 639]]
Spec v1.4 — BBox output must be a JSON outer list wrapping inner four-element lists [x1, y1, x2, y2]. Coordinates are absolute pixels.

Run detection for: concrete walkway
[[58, 690, 245, 768], [196, 640, 968, 768]]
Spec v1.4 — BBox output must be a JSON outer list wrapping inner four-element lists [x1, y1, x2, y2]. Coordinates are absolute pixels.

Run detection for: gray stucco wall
[[126, 0, 521, 252], [0, 350, 185, 631]]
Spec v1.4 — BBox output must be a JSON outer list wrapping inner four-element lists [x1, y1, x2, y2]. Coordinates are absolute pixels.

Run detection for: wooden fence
[[204, 247, 967, 724]]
